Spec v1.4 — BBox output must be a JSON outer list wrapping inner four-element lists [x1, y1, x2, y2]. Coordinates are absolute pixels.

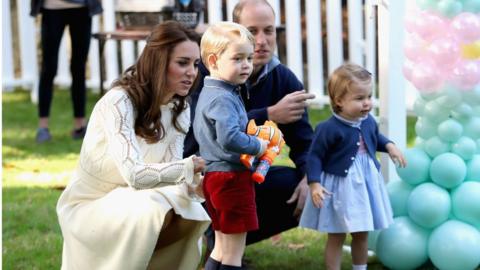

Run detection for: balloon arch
[[370, 1, 480, 270]]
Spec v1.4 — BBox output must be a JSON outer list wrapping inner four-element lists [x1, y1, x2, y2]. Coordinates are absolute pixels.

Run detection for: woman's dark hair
[[112, 21, 200, 144]]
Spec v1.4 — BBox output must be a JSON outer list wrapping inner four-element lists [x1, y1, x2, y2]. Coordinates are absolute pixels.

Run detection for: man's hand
[[286, 176, 309, 218], [267, 90, 315, 124]]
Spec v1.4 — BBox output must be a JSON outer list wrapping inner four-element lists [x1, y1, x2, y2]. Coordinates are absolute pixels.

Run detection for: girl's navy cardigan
[[307, 114, 392, 184]]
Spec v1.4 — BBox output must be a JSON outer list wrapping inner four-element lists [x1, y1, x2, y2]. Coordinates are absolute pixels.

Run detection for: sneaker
[[36, 128, 51, 143], [71, 126, 87, 140]]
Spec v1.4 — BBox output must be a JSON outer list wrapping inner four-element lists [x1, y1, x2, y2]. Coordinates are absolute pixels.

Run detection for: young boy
[[193, 22, 268, 270]]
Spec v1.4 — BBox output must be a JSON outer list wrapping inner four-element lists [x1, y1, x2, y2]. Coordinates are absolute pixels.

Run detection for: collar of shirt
[[247, 56, 281, 87], [332, 111, 368, 129], [204, 76, 241, 93]]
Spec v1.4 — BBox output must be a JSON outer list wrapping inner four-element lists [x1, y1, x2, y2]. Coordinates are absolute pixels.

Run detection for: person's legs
[[37, 9, 66, 142], [246, 166, 302, 244], [205, 230, 223, 270], [325, 233, 346, 270], [155, 211, 198, 249], [67, 8, 91, 134], [222, 232, 246, 267], [351, 231, 368, 269]]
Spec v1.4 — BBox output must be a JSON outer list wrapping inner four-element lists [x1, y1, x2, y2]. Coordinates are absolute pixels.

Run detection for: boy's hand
[[309, 182, 332, 208], [386, 143, 407, 168], [256, 138, 269, 157]]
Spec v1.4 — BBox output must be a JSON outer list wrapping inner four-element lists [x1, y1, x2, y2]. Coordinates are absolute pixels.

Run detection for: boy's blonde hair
[[327, 63, 372, 113], [200, 22, 255, 69]]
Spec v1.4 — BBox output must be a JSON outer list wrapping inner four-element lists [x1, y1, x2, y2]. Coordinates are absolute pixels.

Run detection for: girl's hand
[[386, 143, 407, 168], [309, 182, 332, 208], [192, 155, 206, 174]]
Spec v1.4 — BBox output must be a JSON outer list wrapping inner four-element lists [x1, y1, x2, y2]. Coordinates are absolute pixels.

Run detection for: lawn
[[3, 89, 417, 269]]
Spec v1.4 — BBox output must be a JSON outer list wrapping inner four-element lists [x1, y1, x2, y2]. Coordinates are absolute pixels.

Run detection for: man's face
[[238, 3, 277, 72]]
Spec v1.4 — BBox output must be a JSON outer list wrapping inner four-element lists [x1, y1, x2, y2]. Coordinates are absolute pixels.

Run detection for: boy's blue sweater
[[307, 114, 392, 183], [193, 77, 261, 172], [185, 57, 313, 176]]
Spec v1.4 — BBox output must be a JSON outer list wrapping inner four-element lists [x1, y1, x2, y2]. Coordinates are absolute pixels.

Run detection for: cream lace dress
[[56, 88, 211, 270]]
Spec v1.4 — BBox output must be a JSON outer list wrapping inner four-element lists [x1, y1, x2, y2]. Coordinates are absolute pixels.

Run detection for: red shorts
[[203, 171, 258, 234]]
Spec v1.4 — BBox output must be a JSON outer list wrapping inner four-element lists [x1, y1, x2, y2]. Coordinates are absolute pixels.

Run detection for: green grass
[[2, 89, 417, 269]]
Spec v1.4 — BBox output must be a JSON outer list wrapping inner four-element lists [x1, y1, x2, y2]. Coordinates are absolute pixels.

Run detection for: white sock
[[352, 264, 367, 270]]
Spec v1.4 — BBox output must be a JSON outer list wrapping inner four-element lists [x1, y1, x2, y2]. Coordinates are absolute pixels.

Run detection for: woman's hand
[[309, 182, 332, 208], [187, 175, 205, 199], [386, 143, 407, 168], [192, 155, 206, 174]]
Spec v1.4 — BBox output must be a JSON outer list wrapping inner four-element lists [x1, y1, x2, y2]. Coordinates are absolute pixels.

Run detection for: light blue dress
[[299, 115, 393, 233]]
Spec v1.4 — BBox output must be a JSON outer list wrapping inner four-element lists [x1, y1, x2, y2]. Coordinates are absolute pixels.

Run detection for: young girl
[[300, 63, 406, 270]]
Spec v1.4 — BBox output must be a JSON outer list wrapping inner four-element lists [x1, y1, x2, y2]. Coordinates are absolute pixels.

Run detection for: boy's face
[[210, 42, 254, 85]]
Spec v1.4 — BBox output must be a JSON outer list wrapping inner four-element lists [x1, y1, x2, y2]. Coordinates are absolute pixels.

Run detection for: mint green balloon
[[417, 0, 439, 9], [388, 180, 414, 217], [452, 103, 473, 122], [462, 0, 480, 12], [407, 183, 451, 229], [464, 117, 480, 138], [413, 97, 426, 116], [451, 181, 480, 227], [424, 100, 450, 123], [452, 136, 477, 160], [436, 0, 463, 17], [436, 85, 462, 109], [416, 118, 437, 139], [424, 136, 450, 158], [420, 91, 441, 101], [428, 220, 480, 270], [462, 85, 480, 106], [477, 139, 480, 154], [396, 148, 431, 185], [466, 155, 480, 181], [430, 153, 467, 188], [437, 118, 463, 142], [367, 230, 381, 252], [414, 137, 425, 150], [472, 105, 480, 117], [377, 217, 430, 270]]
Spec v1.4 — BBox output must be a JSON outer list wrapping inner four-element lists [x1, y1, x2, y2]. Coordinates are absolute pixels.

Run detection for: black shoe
[[71, 126, 87, 140]]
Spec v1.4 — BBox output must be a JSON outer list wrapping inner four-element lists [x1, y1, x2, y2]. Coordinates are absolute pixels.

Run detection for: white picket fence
[[2, 0, 408, 179]]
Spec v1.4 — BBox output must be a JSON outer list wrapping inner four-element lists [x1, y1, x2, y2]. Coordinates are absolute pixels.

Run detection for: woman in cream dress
[[56, 21, 210, 270]]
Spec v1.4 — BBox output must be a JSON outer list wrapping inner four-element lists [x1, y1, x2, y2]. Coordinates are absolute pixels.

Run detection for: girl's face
[[336, 83, 373, 121], [210, 41, 254, 85], [164, 40, 200, 103]]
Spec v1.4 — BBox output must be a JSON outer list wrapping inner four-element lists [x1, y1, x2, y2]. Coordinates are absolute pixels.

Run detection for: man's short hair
[[232, 0, 275, 23], [200, 22, 255, 69]]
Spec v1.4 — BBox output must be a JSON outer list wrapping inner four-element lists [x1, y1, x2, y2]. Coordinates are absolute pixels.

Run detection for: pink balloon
[[450, 60, 480, 90], [428, 36, 460, 68], [451, 13, 480, 43], [407, 11, 450, 41], [404, 33, 429, 61], [411, 62, 444, 93], [403, 61, 414, 81]]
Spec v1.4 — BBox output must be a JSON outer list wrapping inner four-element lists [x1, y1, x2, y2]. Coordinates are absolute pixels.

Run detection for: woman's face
[[164, 40, 200, 102]]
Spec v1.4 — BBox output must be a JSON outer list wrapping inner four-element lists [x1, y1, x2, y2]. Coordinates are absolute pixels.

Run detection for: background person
[[30, 0, 103, 143]]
